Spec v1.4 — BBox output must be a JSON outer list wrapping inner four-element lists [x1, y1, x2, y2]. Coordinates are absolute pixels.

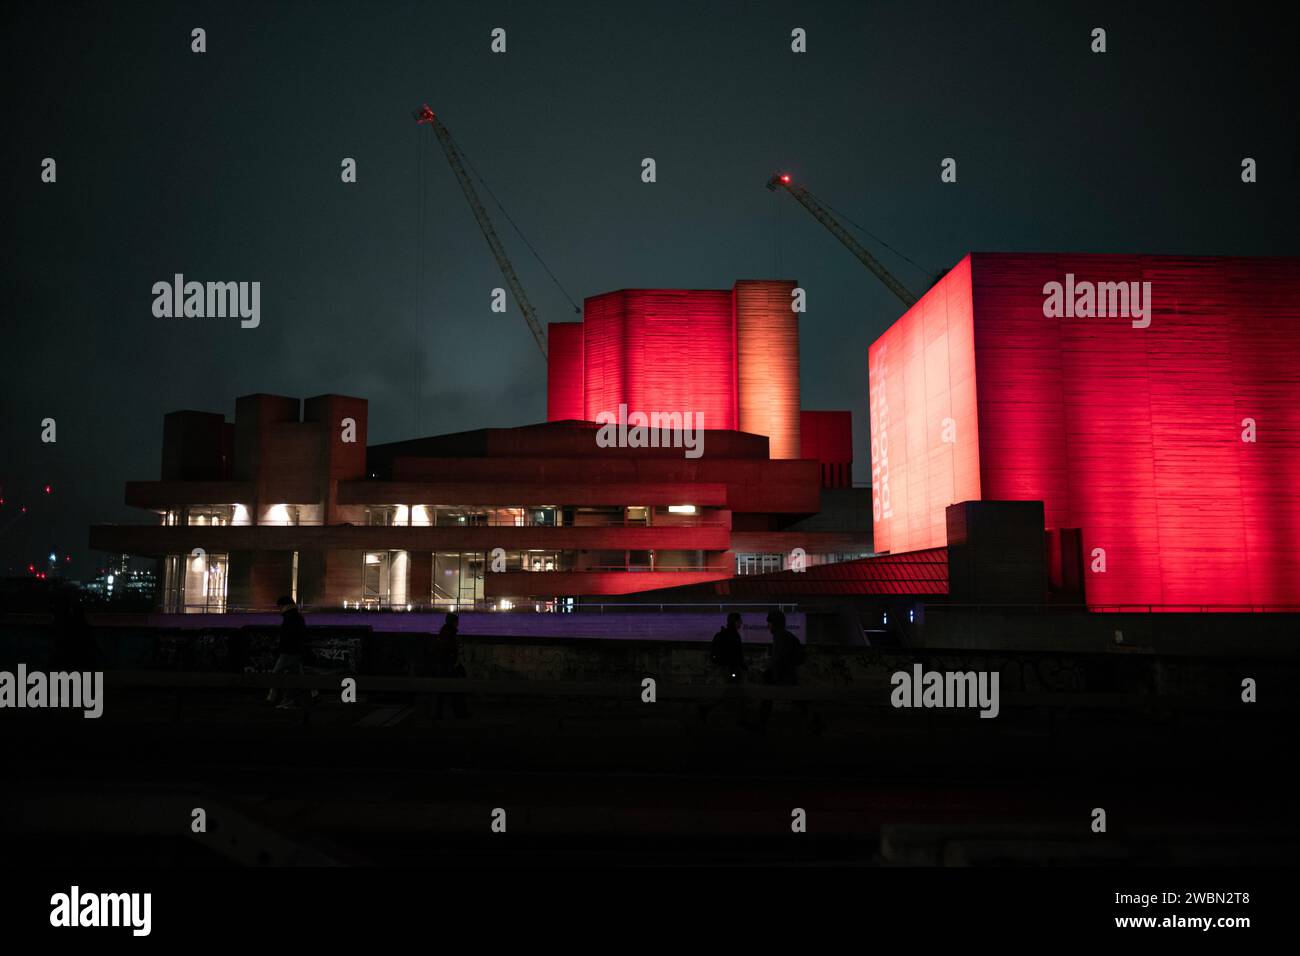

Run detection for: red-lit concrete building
[[868, 253, 1300, 609], [548, 280, 806, 460], [89, 400, 867, 612], [90, 277, 870, 612]]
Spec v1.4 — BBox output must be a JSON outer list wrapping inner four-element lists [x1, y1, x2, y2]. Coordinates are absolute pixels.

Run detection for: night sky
[[2, 0, 1296, 578]]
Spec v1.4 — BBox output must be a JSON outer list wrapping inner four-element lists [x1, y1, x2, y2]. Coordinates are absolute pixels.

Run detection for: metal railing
[[538, 564, 730, 572], [114, 516, 727, 529], [156, 599, 799, 615], [424, 514, 723, 528], [928, 603, 1300, 614]]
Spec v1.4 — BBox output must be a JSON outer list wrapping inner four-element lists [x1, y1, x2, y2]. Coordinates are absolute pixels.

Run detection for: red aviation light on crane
[[765, 172, 794, 191], [780, 174, 791, 183]]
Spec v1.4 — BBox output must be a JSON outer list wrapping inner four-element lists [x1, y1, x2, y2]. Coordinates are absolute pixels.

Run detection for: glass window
[[366, 506, 396, 526], [523, 550, 561, 571], [363, 553, 382, 605], [362, 550, 410, 607], [735, 553, 784, 576], [433, 551, 485, 609], [186, 505, 234, 526], [167, 551, 228, 612], [162, 555, 182, 612]]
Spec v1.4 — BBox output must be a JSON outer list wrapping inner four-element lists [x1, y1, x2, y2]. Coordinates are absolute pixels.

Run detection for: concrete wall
[[919, 606, 1300, 656], [134, 609, 804, 642], [946, 500, 1047, 604], [735, 279, 801, 459], [161, 410, 232, 481]]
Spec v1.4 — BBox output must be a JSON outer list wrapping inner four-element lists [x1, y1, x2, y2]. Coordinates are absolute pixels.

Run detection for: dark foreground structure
[[3, 609, 1297, 867]]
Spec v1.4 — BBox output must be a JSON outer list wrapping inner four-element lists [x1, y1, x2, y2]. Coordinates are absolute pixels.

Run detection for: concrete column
[[408, 550, 433, 608]]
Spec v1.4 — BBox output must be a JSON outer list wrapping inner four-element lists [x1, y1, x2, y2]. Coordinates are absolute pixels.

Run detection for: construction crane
[[415, 105, 548, 359], [766, 172, 919, 308]]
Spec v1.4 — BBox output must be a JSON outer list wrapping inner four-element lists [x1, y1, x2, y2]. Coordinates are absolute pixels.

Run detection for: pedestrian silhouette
[[699, 611, 746, 725], [268, 596, 318, 708], [433, 611, 469, 719], [710, 611, 746, 682], [754, 609, 811, 733]]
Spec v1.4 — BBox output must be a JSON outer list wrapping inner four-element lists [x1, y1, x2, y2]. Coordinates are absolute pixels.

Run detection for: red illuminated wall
[[869, 252, 1300, 608], [735, 280, 801, 459], [550, 281, 820, 461], [868, 256, 981, 554], [582, 288, 738, 430], [546, 322, 584, 421], [800, 410, 853, 487]]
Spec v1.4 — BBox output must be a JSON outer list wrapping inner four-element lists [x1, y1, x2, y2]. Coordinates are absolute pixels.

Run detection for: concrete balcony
[[484, 569, 733, 597], [337, 480, 728, 508], [125, 481, 257, 509], [89, 523, 732, 555]]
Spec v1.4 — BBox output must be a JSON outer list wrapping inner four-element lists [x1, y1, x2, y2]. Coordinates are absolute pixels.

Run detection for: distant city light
[[48, 552, 57, 563], [43, 484, 52, 494]]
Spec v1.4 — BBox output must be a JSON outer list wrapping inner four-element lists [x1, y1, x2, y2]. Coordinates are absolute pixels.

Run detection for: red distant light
[[27, 564, 35, 573], [780, 174, 791, 183], [65, 555, 72, 562], [43, 484, 52, 494]]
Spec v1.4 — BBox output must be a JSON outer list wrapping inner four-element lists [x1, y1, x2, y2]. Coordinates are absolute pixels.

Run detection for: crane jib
[[416, 110, 548, 359], [774, 179, 919, 309]]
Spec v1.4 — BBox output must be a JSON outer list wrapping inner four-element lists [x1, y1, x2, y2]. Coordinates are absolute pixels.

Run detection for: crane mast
[[416, 105, 547, 359], [767, 173, 918, 308]]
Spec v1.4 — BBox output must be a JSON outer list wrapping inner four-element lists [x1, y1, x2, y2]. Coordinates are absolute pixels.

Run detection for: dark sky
[[2, 0, 1296, 577]]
